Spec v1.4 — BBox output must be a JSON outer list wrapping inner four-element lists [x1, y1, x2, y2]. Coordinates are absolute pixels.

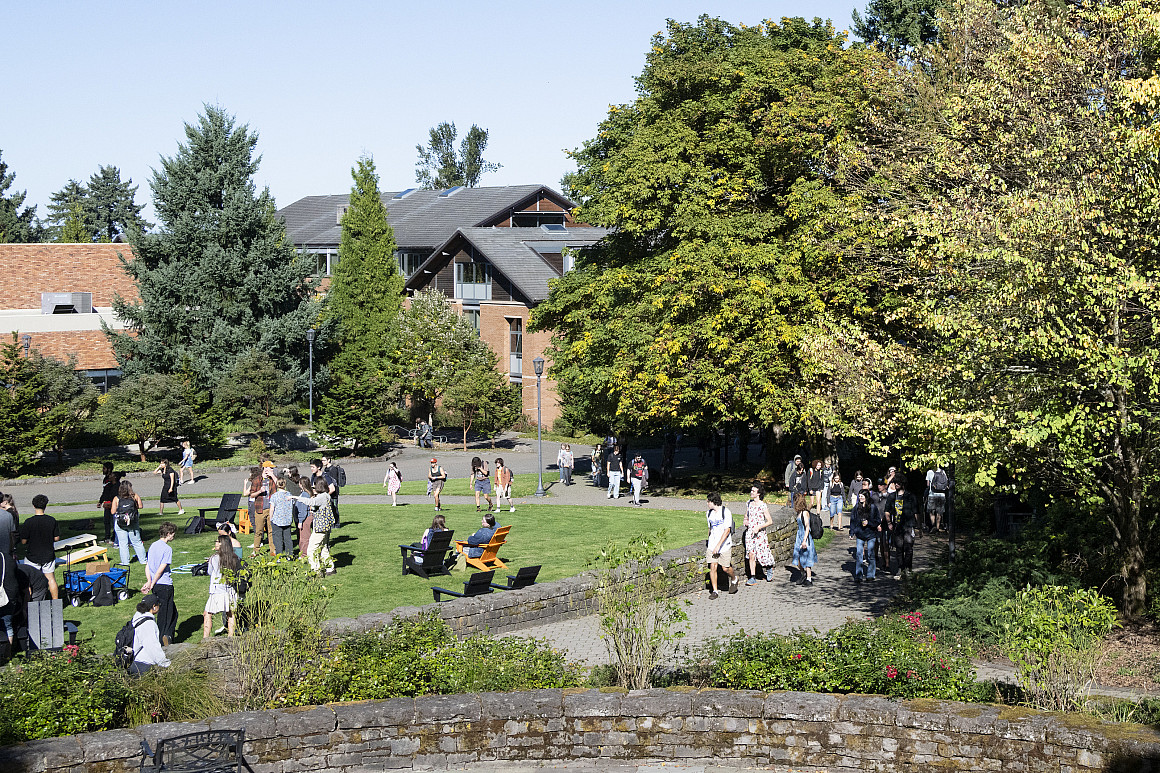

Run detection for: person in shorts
[[428, 459, 447, 511], [142, 522, 178, 645], [19, 494, 59, 600], [494, 458, 515, 513], [705, 491, 738, 599], [471, 457, 493, 512]]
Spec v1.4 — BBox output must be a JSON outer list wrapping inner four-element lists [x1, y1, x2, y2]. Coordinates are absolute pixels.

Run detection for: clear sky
[[3, 0, 861, 222]]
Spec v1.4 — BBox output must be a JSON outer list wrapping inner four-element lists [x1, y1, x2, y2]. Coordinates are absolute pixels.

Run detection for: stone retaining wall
[[4, 688, 1158, 773], [174, 506, 800, 677]]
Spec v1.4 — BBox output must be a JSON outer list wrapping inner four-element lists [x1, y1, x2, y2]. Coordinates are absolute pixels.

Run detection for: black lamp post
[[306, 328, 316, 425], [533, 356, 545, 497]]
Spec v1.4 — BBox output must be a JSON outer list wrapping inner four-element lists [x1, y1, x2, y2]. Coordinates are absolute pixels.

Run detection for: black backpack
[[809, 510, 824, 541], [114, 617, 149, 669], [91, 575, 116, 607], [332, 465, 347, 488], [183, 514, 205, 535], [931, 469, 949, 493]]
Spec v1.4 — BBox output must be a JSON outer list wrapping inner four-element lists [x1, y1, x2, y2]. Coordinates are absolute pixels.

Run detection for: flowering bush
[[698, 613, 981, 701]]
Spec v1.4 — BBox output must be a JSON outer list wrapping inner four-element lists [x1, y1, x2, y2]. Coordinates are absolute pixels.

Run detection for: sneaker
[[855, 575, 863, 583], [178, 509, 185, 515], [213, 626, 226, 636], [866, 576, 876, 582], [708, 591, 719, 600], [729, 578, 739, 594], [509, 507, 515, 513], [745, 578, 758, 586], [803, 578, 813, 587], [765, 568, 774, 582]]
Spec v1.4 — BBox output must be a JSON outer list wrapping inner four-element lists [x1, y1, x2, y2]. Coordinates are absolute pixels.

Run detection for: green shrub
[[281, 613, 582, 706], [1001, 584, 1118, 712], [698, 612, 980, 701], [0, 647, 133, 744]]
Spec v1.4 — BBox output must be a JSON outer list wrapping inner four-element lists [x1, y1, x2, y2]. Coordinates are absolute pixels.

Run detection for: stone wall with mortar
[[4, 688, 1158, 773]]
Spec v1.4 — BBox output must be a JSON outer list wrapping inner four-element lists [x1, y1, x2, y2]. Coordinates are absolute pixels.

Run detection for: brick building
[[278, 185, 608, 426], [0, 243, 134, 391]]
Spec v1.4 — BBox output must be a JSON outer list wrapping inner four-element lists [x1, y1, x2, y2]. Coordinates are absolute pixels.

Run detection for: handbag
[[312, 499, 335, 533], [0, 556, 8, 607]]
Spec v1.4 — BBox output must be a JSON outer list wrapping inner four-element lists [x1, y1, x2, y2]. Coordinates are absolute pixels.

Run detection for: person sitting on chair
[[413, 514, 448, 566], [464, 514, 497, 559]]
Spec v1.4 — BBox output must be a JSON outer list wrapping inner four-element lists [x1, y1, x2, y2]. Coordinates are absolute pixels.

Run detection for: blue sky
[[3, 1, 860, 221]]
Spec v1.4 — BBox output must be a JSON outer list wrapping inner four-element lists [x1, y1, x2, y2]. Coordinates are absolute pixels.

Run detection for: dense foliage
[[281, 614, 582, 705], [45, 165, 148, 242], [0, 149, 41, 243], [414, 122, 501, 189], [699, 613, 981, 701]]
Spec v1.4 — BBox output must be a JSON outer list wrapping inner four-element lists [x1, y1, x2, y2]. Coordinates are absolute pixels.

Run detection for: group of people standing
[[241, 456, 342, 576]]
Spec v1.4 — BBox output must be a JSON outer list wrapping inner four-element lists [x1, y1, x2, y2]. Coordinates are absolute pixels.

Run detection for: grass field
[[40, 500, 707, 653]]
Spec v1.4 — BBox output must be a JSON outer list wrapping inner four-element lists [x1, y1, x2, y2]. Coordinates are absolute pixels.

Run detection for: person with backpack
[[142, 522, 178, 645], [202, 535, 241, 638], [787, 457, 808, 508], [320, 455, 345, 527], [792, 489, 818, 587], [297, 480, 335, 575], [827, 470, 846, 531], [885, 480, 920, 576], [122, 594, 169, 675], [494, 458, 515, 513], [470, 457, 493, 512], [605, 445, 624, 500], [629, 453, 648, 507], [383, 462, 403, 506], [0, 550, 19, 656], [705, 491, 738, 599], [926, 465, 950, 532]]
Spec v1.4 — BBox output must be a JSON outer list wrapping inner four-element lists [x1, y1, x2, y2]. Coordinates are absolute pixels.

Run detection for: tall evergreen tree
[[108, 106, 319, 395], [316, 156, 403, 449], [87, 165, 148, 240], [415, 122, 501, 188], [59, 201, 90, 243], [0, 150, 41, 243], [46, 179, 89, 241], [852, 0, 940, 57]]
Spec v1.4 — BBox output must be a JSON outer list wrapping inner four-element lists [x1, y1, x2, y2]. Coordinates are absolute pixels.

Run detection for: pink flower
[[792, 653, 803, 660], [885, 665, 898, 679]]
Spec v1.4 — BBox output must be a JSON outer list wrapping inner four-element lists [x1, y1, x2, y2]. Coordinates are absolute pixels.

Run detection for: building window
[[463, 308, 480, 333], [455, 262, 491, 301], [396, 250, 425, 278], [303, 249, 337, 276], [511, 212, 566, 228], [508, 318, 523, 376], [562, 249, 576, 273]]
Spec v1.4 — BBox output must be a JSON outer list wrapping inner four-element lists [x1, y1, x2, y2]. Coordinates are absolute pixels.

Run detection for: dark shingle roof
[[276, 185, 573, 250], [411, 226, 609, 303]]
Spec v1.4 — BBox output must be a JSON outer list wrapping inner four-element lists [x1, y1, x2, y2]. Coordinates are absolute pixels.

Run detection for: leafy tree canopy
[[852, 0, 1160, 615], [534, 15, 880, 444], [215, 350, 297, 435], [108, 106, 319, 393], [852, 0, 940, 56], [93, 373, 199, 461], [0, 150, 42, 243], [415, 122, 501, 189]]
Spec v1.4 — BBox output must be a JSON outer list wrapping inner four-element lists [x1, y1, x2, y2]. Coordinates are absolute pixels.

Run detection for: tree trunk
[[1117, 497, 1148, 618], [137, 437, 148, 462], [55, 444, 65, 465]]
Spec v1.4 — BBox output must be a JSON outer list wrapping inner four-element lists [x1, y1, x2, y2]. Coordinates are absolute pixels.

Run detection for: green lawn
[[42, 501, 706, 652]]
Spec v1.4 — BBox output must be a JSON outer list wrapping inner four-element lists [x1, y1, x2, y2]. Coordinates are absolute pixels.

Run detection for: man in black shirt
[[19, 494, 59, 600], [605, 445, 624, 499]]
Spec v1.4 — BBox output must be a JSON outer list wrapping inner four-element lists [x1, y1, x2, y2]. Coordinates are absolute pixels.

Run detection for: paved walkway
[[507, 527, 937, 665]]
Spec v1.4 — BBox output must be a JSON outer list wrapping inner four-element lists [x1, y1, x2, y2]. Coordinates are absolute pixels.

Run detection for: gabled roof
[[408, 226, 610, 304], [276, 185, 575, 249]]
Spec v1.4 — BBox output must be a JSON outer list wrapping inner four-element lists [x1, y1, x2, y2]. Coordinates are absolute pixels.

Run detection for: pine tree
[[87, 165, 148, 240], [107, 106, 319, 395], [59, 201, 90, 243], [0, 150, 42, 243], [316, 155, 404, 449], [46, 179, 89, 241]]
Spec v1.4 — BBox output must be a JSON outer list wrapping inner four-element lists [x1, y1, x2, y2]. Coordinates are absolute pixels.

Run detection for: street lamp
[[533, 356, 546, 497], [21, 334, 30, 357], [306, 328, 316, 425]]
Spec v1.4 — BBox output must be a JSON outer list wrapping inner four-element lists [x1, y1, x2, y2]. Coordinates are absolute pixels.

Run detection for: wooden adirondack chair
[[454, 525, 511, 572], [432, 571, 496, 602], [399, 529, 457, 579]]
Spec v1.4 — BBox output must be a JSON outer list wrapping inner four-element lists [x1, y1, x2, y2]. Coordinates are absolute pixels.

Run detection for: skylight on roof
[[540, 223, 567, 232], [393, 188, 417, 200], [439, 186, 464, 197]]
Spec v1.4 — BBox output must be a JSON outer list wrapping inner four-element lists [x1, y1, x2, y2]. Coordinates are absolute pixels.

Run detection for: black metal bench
[[433, 571, 495, 602], [490, 564, 541, 591], [141, 729, 244, 773]]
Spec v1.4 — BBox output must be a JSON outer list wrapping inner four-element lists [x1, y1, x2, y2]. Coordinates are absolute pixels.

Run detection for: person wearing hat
[[427, 459, 447, 511], [248, 462, 276, 555], [130, 594, 170, 674]]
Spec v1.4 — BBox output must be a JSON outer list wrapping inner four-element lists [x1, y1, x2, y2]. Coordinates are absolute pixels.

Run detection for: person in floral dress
[[744, 483, 776, 584]]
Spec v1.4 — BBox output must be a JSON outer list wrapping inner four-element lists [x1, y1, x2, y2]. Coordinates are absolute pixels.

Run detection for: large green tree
[[107, 106, 319, 394], [316, 156, 404, 449], [853, 0, 1160, 615], [29, 353, 98, 465], [0, 150, 41, 243], [46, 167, 148, 242], [534, 16, 879, 454], [852, 0, 940, 56], [93, 373, 198, 461], [0, 336, 47, 474], [46, 179, 88, 241], [415, 122, 501, 188]]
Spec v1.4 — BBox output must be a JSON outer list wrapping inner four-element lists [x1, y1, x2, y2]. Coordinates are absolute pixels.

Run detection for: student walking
[[202, 535, 240, 638], [111, 481, 148, 566], [383, 462, 402, 506], [428, 459, 447, 511], [154, 459, 184, 517], [494, 458, 515, 513], [180, 441, 196, 485], [705, 492, 738, 599], [743, 484, 775, 584], [471, 457, 493, 512]]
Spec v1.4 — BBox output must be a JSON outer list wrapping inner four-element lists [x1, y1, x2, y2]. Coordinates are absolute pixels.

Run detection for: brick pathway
[[507, 529, 941, 665]]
